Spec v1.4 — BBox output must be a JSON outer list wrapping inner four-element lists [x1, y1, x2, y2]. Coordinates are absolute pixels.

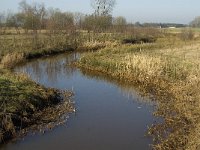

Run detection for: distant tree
[[0, 13, 4, 22], [6, 12, 18, 27], [135, 21, 142, 27], [82, 14, 112, 32], [190, 16, 200, 28], [88, 0, 115, 32], [113, 16, 127, 26], [96, 15, 112, 31], [91, 0, 116, 16], [0, 13, 5, 27], [113, 16, 127, 32], [82, 15, 94, 31], [0, 13, 5, 34], [73, 12, 84, 29], [47, 8, 74, 33], [18, 0, 47, 31]]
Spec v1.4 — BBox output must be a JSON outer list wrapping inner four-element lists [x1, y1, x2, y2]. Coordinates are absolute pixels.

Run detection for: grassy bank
[[0, 69, 74, 143], [0, 34, 76, 68], [0, 33, 78, 143], [78, 40, 200, 149], [0, 32, 120, 68]]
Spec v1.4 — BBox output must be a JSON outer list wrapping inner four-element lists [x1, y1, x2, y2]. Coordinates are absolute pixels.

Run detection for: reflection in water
[[2, 52, 156, 150], [17, 53, 79, 86], [80, 68, 155, 105]]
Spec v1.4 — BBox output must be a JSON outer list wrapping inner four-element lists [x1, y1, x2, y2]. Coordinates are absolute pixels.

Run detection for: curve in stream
[[2, 52, 155, 150]]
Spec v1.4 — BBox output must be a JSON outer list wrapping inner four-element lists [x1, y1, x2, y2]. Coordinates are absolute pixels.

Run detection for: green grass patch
[[0, 70, 73, 143]]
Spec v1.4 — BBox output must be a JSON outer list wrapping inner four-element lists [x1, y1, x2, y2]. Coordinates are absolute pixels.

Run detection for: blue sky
[[0, 0, 199, 24]]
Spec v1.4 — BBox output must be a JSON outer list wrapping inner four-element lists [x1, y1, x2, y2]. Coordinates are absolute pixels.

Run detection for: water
[[2, 52, 155, 150]]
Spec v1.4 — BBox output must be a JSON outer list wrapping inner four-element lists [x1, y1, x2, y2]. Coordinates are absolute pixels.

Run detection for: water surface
[[2, 52, 155, 150]]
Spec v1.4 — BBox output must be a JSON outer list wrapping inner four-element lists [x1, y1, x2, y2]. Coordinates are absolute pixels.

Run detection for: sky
[[0, 0, 199, 24]]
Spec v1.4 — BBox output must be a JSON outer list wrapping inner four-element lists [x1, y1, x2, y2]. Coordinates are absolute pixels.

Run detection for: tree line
[[0, 0, 199, 35], [0, 0, 129, 34]]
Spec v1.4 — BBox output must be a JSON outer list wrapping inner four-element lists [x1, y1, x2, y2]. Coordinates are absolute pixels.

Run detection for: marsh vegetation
[[1, 0, 200, 149], [78, 34, 200, 149]]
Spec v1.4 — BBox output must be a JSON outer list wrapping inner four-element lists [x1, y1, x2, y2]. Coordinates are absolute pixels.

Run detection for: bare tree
[[0, 13, 5, 34], [190, 16, 200, 28], [73, 12, 84, 29], [47, 8, 74, 34], [0, 13, 5, 25], [113, 16, 127, 32], [18, 0, 47, 32], [91, 0, 116, 16]]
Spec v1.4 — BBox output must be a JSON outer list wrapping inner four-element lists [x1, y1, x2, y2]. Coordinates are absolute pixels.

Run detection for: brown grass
[[1, 53, 25, 68]]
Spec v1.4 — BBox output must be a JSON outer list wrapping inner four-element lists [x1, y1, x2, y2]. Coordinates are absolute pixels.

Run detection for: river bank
[[77, 41, 200, 149], [0, 68, 74, 144], [0, 35, 77, 143], [0, 32, 115, 143], [0, 31, 118, 144], [1, 52, 155, 150]]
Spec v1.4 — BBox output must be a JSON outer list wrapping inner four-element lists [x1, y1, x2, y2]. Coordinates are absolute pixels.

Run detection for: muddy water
[[2, 53, 155, 150]]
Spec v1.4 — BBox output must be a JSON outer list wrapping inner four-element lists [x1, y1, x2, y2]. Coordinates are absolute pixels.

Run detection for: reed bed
[[78, 42, 200, 149]]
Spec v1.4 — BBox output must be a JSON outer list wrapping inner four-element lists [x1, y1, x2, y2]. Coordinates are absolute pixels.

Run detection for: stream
[[2, 52, 155, 150]]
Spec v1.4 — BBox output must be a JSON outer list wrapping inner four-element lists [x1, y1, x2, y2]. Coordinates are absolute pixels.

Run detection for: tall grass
[[1, 53, 25, 68], [0, 32, 124, 68]]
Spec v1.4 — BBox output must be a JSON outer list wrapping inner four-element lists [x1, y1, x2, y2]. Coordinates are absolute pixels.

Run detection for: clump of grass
[[1, 53, 25, 68], [78, 42, 200, 149]]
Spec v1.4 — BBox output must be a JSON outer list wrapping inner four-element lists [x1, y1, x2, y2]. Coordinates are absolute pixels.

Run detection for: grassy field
[[78, 36, 200, 149]]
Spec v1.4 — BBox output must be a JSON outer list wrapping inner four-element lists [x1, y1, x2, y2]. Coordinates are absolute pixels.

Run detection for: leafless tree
[[113, 16, 127, 32], [46, 8, 74, 34], [190, 16, 200, 28], [73, 12, 84, 29], [18, 0, 46, 32], [0, 13, 5, 34], [91, 0, 116, 16]]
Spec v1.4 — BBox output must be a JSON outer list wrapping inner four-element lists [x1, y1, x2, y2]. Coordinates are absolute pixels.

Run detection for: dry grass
[[78, 40, 200, 149], [1, 53, 25, 68]]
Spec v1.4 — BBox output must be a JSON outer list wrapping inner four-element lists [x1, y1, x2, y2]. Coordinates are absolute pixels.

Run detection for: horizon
[[0, 0, 200, 24]]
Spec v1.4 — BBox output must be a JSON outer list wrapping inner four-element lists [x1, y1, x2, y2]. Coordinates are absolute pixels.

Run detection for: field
[[78, 34, 200, 149], [1, 26, 200, 148]]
